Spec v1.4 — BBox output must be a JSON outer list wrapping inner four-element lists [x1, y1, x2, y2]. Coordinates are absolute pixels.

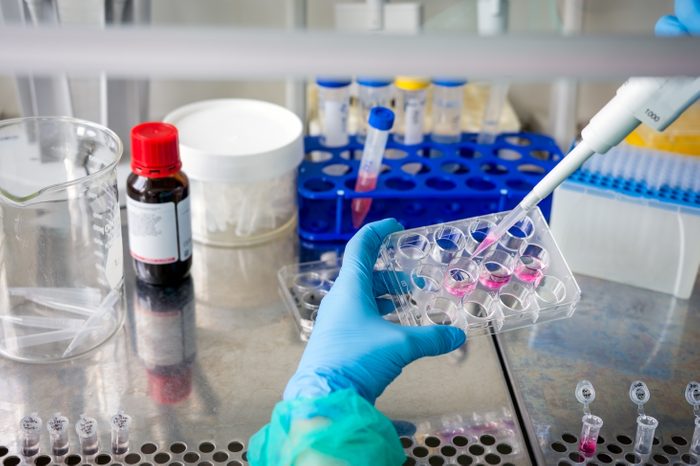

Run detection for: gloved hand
[[284, 219, 466, 404], [656, 0, 700, 35]]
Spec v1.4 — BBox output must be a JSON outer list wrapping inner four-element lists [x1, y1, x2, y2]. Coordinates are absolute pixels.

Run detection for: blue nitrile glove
[[284, 219, 467, 404], [656, 0, 700, 35]]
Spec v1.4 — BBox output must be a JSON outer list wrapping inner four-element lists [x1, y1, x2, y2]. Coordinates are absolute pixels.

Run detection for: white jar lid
[[164, 99, 303, 183]]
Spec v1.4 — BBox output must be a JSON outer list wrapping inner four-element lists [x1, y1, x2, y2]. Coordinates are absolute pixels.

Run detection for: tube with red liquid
[[351, 106, 395, 229]]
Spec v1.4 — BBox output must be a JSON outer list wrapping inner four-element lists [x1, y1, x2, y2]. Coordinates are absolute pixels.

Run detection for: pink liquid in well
[[444, 272, 477, 298], [479, 262, 513, 290], [351, 174, 378, 228], [514, 263, 544, 284], [578, 436, 597, 458]]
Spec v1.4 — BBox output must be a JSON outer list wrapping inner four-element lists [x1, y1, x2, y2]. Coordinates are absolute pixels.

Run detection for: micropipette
[[47, 413, 70, 457], [351, 106, 395, 228], [470, 77, 700, 258]]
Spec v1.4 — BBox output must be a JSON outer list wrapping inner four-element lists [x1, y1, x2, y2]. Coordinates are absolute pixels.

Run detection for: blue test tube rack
[[298, 132, 564, 242]]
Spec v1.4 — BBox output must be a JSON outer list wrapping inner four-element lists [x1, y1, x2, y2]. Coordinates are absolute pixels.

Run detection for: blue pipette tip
[[369, 107, 395, 131]]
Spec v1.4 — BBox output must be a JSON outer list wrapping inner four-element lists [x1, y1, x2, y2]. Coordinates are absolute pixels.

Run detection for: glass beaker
[[0, 117, 124, 362]]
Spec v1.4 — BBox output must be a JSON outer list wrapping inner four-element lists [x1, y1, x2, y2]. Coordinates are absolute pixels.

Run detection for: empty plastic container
[[0, 117, 125, 362], [164, 99, 304, 246]]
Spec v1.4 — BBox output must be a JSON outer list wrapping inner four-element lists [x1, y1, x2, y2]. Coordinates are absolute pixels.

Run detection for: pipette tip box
[[551, 144, 700, 298], [280, 207, 581, 340], [298, 132, 563, 242]]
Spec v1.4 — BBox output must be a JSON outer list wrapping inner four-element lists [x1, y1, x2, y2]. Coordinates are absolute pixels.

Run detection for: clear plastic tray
[[279, 207, 581, 340], [278, 258, 341, 341], [377, 207, 581, 337]]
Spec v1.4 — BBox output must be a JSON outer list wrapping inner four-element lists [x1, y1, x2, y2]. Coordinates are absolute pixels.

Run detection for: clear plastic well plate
[[279, 207, 580, 340], [278, 258, 341, 341], [377, 207, 581, 337]]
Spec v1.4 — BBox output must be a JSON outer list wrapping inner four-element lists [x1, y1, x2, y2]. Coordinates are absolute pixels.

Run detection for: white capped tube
[[431, 78, 466, 144], [47, 413, 70, 457], [75, 414, 99, 456], [316, 77, 351, 147], [111, 410, 132, 455], [18, 413, 42, 457]]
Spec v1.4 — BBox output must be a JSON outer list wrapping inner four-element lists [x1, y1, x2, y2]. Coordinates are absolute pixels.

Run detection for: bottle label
[[127, 196, 192, 264], [404, 100, 424, 145]]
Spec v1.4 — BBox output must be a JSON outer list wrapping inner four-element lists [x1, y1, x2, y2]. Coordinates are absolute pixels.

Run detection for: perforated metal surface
[[547, 430, 699, 465], [0, 216, 529, 465], [0, 439, 249, 466]]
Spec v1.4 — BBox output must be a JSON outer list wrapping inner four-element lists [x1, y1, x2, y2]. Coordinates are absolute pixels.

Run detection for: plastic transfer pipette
[[351, 106, 395, 228], [470, 77, 700, 258]]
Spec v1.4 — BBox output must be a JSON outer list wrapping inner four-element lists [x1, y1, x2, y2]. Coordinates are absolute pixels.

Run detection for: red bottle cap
[[131, 122, 182, 178]]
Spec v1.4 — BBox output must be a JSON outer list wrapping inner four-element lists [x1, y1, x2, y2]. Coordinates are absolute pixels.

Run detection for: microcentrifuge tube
[[574, 380, 601, 457], [75, 414, 99, 456], [579, 414, 603, 458], [575, 380, 596, 415], [634, 415, 658, 456], [686, 381, 700, 456], [110, 410, 132, 455], [47, 413, 70, 457], [691, 417, 700, 456], [629, 380, 651, 415], [18, 413, 42, 457], [629, 381, 655, 456]]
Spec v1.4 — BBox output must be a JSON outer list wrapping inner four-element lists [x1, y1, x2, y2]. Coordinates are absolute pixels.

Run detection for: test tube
[[477, 81, 510, 145], [111, 410, 132, 455], [691, 417, 700, 456], [75, 414, 99, 456], [47, 413, 70, 457], [316, 77, 352, 148], [18, 413, 42, 457], [431, 78, 466, 144], [351, 106, 395, 228], [633, 415, 658, 456], [356, 77, 393, 142], [393, 77, 430, 145], [578, 414, 603, 458]]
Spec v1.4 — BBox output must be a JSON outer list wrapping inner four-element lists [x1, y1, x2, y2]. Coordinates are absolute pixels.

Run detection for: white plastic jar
[[164, 99, 303, 247]]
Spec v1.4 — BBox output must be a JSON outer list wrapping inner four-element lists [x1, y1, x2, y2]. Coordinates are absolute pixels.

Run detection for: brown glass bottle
[[126, 123, 192, 286]]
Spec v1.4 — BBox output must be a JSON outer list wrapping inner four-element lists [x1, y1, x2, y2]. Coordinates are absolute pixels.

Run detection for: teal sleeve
[[248, 389, 406, 466]]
